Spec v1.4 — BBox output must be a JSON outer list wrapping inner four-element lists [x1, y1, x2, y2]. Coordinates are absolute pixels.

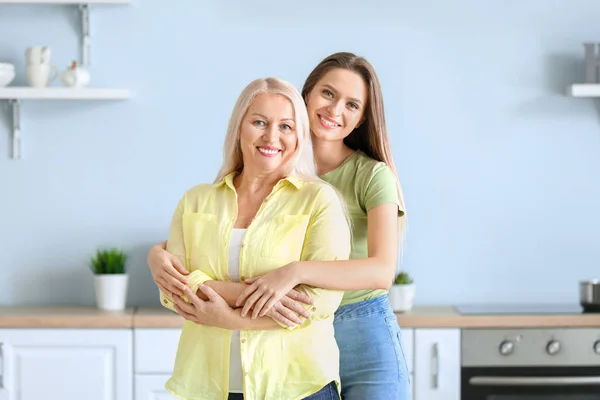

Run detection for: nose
[[327, 100, 343, 117], [262, 124, 279, 143]]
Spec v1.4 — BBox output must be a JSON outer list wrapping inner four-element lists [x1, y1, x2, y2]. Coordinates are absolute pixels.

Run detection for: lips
[[257, 146, 281, 157], [317, 114, 341, 129]]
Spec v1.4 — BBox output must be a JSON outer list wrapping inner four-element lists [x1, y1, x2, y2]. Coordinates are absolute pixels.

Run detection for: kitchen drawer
[[134, 328, 182, 374]]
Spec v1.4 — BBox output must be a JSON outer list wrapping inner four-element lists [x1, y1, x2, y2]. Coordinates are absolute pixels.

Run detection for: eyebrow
[[322, 84, 363, 106], [251, 112, 295, 122]]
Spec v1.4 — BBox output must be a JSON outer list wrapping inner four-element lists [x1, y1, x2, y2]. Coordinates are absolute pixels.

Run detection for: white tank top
[[228, 228, 245, 393]]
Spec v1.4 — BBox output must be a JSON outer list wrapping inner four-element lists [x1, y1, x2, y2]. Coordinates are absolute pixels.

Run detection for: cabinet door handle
[[431, 342, 439, 389]]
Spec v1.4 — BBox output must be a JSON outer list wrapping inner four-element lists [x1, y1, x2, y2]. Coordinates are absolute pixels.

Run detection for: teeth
[[320, 116, 338, 127], [258, 147, 279, 155]]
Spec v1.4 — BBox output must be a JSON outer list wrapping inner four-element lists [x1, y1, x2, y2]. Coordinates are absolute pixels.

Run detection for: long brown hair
[[301, 52, 408, 256]]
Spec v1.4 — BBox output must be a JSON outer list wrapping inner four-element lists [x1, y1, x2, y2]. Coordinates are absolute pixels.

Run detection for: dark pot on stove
[[580, 280, 600, 312]]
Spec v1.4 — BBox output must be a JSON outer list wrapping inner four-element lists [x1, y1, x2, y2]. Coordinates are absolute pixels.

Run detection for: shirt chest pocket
[[182, 213, 219, 264], [261, 214, 310, 261]]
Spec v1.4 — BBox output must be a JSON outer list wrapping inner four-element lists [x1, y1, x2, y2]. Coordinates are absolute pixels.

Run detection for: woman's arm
[[239, 185, 352, 324], [173, 285, 287, 331], [292, 202, 399, 290], [148, 240, 254, 306], [236, 203, 398, 316], [149, 240, 313, 326]]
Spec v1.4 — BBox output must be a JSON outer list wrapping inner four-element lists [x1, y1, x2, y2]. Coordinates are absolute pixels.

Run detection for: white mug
[[25, 46, 51, 65], [26, 64, 58, 88]]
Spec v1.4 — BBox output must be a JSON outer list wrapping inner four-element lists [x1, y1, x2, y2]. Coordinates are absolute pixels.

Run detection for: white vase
[[93, 274, 129, 311], [388, 283, 416, 312]]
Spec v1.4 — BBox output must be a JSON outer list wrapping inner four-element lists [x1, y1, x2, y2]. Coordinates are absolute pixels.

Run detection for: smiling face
[[239, 92, 298, 175], [306, 67, 368, 142]]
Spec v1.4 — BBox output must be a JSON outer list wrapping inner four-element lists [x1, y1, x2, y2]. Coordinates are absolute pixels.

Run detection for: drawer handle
[[431, 342, 439, 389]]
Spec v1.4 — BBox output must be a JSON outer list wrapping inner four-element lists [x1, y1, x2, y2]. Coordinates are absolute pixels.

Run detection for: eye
[[322, 89, 333, 98], [348, 102, 359, 110], [280, 124, 293, 132], [253, 120, 266, 127]]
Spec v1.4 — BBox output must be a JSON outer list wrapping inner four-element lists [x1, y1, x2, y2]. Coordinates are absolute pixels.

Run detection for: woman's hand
[[262, 294, 313, 327], [147, 242, 189, 298], [236, 263, 306, 319], [173, 285, 236, 329]]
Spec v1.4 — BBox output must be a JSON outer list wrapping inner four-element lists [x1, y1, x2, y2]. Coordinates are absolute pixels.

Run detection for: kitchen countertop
[[0, 306, 598, 329], [133, 306, 600, 329], [0, 306, 134, 328]]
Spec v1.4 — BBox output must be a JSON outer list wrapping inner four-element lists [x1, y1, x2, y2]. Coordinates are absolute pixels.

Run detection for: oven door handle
[[469, 376, 600, 386]]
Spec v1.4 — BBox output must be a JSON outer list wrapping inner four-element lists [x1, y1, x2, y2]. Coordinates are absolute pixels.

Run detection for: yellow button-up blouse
[[159, 172, 351, 400]]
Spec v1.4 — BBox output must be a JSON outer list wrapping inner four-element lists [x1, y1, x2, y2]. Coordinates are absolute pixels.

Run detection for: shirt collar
[[216, 172, 302, 191]]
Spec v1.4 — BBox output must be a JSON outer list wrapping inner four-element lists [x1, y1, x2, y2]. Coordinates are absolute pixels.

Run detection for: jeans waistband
[[334, 294, 394, 322]]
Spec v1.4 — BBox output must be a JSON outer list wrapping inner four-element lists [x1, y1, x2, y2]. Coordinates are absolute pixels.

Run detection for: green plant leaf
[[394, 271, 413, 285], [90, 247, 128, 275]]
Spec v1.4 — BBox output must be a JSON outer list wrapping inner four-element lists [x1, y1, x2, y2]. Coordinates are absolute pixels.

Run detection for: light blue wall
[[1, 1, 599, 307]]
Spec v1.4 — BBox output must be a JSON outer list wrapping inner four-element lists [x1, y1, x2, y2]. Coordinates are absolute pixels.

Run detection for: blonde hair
[[301, 52, 408, 260], [215, 77, 318, 183]]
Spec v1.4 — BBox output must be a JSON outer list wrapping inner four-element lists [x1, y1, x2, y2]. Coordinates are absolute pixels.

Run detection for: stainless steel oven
[[461, 328, 600, 400]]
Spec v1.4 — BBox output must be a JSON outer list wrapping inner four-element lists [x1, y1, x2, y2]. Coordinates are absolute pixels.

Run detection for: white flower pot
[[388, 283, 416, 312], [93, 274, 129, 311]]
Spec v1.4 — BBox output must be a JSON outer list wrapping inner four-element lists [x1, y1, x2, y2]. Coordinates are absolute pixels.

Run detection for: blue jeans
[[303, 381, 339, 399], [227, 381, 338, 399], [333, 294, 411, 400]]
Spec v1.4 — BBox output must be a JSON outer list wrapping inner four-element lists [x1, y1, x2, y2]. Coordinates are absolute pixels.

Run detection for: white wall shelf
[[0, 0, 130, 159], [0, 87, 130, 100], [567, 84, 600, 97]]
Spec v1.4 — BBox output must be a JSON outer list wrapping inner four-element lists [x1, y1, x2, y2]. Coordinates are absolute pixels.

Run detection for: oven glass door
[[462, 366, 600, 400]]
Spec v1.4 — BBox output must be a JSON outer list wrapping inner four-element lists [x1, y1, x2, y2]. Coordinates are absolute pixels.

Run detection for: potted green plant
[[388, 271, 416, 312], [90, 248, 129, 311]]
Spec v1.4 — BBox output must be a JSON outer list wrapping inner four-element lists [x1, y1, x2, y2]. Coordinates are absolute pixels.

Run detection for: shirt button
[[241, 243, 245, 248], [241, 338, 246, 343], [311, 306, 316, 312], [163, 299, 168, 304]]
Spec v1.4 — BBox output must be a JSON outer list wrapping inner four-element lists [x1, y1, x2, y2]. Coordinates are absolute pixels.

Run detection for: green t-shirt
[[320, 150, 404, 307]]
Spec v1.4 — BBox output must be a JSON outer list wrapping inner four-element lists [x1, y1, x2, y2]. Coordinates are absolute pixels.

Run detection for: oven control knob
[[594, 340, 600, 355], [546, 340, 561, 355], [499, 340, 514, 355]]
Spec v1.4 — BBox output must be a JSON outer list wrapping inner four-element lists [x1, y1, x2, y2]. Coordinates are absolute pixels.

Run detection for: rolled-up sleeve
[[279, 184, 352, 330], [159, 196, 217, 312]]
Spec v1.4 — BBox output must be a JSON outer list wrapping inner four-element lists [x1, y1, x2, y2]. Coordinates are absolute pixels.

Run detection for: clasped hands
[[171, 263, 312, 329]]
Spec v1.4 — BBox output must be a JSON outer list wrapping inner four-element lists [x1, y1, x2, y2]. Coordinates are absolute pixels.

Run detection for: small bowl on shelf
[[0, 63, 16, 87]]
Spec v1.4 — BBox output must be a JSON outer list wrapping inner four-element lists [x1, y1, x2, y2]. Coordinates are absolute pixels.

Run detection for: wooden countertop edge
[[395, 314, 600, 328], [0, 306, 135, 328], [0, 306, 598, 329], [133, 309, 600, 329], [0, 315, 133, 328]]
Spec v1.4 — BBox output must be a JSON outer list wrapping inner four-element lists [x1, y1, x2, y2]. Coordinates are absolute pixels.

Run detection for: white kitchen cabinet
[[413, 328, 460, 400], [134, 328, 181, 374], [0, 328, 132, 400], [134, 328, 182, 400], [135, 375, 176, 400]]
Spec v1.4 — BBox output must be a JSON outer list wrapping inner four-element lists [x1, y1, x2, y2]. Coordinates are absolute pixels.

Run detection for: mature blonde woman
[[158, 77, 351, 400]]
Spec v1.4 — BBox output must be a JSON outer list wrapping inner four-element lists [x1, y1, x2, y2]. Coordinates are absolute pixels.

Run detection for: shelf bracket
[[7, 99, 21, 160], [79, 3, 91, 67]]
